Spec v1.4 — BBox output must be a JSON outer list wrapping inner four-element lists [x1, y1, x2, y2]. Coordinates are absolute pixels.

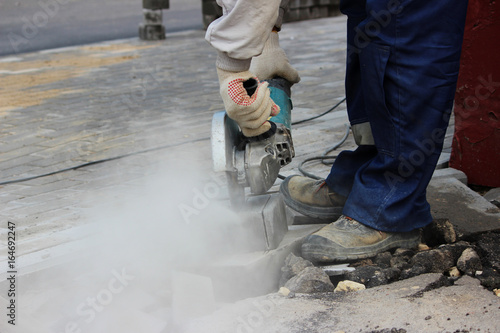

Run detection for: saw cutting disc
[[211, 111, 246, 207]]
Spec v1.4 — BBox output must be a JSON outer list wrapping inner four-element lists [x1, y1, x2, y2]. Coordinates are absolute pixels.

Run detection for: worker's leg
[[279, 0, 375, 220], [328, 0, 468, 232], [325, 0, 374, 197], [301, 0, 468, 262]]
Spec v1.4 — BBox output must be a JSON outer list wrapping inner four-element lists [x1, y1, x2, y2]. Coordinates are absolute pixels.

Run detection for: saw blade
[[226, 170, 245, 208], [211, 111, 247, 207]]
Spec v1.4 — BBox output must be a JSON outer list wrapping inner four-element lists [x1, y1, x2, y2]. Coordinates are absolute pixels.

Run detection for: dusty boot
[[301, 216, 420, 263], [279, 175, 346, 219]]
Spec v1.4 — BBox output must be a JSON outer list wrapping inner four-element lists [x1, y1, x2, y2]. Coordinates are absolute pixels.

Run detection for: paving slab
[[428, 177, 500, 239], [431, 167, 468, 185]]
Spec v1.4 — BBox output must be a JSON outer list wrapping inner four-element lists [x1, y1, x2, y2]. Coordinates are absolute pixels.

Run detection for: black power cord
[[291, 97, 346, 126], [297, 123, 350, 180], [277, 96, 349, 180], [0, 137, 209, 186]]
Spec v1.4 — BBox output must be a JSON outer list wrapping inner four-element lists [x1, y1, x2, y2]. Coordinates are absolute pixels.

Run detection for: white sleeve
[[205, 0, 282, 72]]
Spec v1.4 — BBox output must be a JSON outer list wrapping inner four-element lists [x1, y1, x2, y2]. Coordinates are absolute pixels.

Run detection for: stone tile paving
[[0, 16, 357, 262]]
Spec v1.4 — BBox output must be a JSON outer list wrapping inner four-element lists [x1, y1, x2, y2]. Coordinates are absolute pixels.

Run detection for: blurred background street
[[0, 0, 202, 56]]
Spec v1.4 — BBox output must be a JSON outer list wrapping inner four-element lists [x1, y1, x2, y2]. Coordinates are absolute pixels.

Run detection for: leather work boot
[[279, 175, 346, 219], [301, 216, 421, 263]]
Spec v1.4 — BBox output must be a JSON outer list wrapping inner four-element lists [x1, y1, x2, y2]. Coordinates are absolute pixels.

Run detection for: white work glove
[[250, 32, 301, 84], [217, 68, 280, 137]]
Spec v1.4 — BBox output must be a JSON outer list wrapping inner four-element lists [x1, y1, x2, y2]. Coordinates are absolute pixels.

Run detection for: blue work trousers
[[325, 0, 469, 232]]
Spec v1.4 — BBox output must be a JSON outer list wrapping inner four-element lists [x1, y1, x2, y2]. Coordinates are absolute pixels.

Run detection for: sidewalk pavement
[[0, 15, 498, 333], [0, 15, 352, 266]]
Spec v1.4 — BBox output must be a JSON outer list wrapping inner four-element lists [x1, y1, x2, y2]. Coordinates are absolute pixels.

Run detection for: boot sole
[[301, 231, 421, 263], [279, 176, 343, 220]]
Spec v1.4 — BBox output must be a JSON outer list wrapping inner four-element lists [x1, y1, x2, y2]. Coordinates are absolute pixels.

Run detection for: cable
[[0, 137, 210, 186], [278, 96, 349, 180], [297, 123, 350, 179], [291, 97, 346, 126]]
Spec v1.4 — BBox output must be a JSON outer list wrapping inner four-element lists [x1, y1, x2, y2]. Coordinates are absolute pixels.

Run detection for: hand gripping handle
[[240, 78, 277, 144]]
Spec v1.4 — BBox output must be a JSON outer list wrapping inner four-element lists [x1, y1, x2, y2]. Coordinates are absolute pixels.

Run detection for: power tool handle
[[243, 78, 259, 97], [239, 78, 281, 144]]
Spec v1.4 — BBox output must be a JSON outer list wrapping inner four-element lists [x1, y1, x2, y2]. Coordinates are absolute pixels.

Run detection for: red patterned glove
[[217, 68, 280, 137]]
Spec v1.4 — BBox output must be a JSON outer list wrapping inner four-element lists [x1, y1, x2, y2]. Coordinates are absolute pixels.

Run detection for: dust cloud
[[6, 155, 263, 333]]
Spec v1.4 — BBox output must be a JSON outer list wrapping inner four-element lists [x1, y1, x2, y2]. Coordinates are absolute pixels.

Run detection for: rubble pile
[[279, 221, 500, 295]]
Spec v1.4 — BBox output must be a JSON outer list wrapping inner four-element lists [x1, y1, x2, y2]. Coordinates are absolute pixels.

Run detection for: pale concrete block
[[484, 187, 500, 205], [196, 225, 324, 302], [431, 167, 468, 184], [171, 271, 216, 326], [428, 177, 500, 239]]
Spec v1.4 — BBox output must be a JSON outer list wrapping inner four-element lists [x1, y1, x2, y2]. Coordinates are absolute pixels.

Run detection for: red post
[[450, 0, 500, 187]]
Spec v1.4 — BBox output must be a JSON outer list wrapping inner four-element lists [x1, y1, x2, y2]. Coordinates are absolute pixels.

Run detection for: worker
[[206, 0, 469, 262]]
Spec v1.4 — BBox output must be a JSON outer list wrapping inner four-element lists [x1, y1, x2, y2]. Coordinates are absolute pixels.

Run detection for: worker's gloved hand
[[250, 32, 301, 84], [217, 68, 280, 137]]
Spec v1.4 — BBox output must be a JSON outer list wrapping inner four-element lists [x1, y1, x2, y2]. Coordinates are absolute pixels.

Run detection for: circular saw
[[211, 77, 295, 207]]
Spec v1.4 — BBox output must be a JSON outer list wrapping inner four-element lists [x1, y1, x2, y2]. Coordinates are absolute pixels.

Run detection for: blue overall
[[325, 0, 469, 232]]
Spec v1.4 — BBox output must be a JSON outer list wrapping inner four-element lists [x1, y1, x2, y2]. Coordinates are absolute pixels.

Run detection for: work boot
[[301, 216, 421, 263], [279, 175, 346, 219]]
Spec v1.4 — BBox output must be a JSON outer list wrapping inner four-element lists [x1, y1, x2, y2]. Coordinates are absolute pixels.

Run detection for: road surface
[[0, 0, 203, 56]]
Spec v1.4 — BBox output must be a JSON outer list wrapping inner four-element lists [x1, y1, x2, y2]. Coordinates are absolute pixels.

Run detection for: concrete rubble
[[283, 266, 335, 293], [484, 188, 500, 207], [333, 280, 365, 293], [183, 273, 500, 333], [456, 248, 482, 276]]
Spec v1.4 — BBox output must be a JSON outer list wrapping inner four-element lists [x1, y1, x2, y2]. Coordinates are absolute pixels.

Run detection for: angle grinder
[[211, 77, 294, 207]]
